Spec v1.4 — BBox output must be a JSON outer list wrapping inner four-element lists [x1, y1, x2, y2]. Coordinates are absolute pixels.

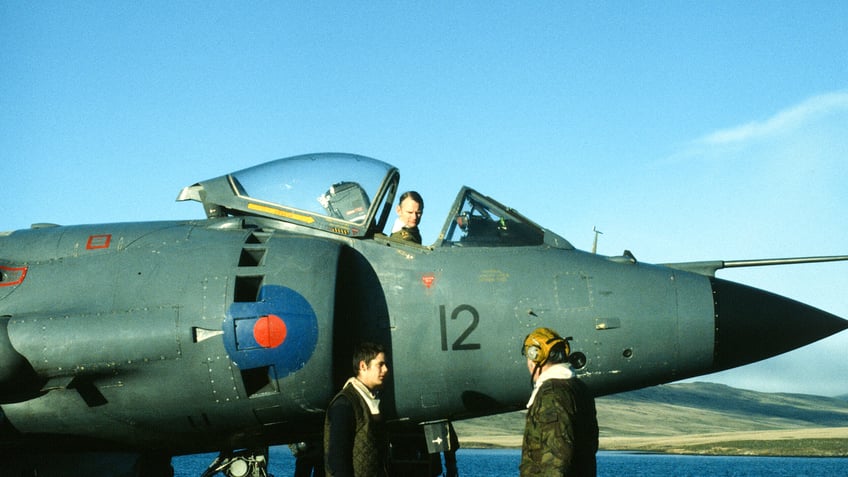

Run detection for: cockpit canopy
[[178, 153, 572, 249], [440, 187, 569, 248], [178, 153, 399, 238]]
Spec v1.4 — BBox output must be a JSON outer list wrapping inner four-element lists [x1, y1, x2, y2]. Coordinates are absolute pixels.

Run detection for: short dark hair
[[398, 191, 424, 209], [352, 342, 385, 375]]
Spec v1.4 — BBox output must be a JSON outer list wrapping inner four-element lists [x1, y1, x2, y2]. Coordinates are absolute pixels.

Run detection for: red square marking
[[86, 234, 112, 250]]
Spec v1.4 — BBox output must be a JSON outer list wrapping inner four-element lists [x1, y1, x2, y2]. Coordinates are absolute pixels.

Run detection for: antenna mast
[[592, 226, 603, 254]]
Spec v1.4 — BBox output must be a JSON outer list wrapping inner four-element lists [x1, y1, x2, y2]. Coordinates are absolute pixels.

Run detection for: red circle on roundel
[[254, 314, 287, 348]]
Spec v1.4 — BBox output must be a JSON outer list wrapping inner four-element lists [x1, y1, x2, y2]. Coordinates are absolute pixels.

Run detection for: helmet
[[523, 327, 570, 364]]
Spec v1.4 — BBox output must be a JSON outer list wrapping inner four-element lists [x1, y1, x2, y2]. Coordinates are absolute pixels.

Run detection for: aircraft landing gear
[[200, 448, 271, 477]]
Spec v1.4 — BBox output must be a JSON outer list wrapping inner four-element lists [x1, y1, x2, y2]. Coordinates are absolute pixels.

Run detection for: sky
[[2, 2, 847, 396]]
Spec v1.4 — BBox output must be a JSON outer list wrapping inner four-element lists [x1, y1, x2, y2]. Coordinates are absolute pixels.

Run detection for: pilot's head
[[523, 327, 570, 379], [396, 191, 424, 229]]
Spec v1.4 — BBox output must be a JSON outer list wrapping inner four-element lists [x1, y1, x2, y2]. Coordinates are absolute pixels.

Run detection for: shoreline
[[458, 427, 848, 457]]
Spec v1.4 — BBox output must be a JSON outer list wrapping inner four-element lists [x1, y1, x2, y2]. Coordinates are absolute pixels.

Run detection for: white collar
[[526, 363, 574, 408], [347, 377, 381, 415]]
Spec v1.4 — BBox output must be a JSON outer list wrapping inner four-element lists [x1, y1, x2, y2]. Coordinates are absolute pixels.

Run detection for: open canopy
[[178, 153, 399, 238]]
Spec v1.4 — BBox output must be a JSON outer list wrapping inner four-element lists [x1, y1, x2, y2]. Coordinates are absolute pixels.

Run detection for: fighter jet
[[0, 153, 845, 476]]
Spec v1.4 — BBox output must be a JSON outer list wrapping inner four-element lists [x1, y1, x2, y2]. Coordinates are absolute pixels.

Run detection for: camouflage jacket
[[520, 376, 598, 477]]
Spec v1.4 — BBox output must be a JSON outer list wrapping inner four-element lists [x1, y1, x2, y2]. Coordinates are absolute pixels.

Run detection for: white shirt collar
[[526, 363, 574, 408], [347, 377, 381, 415]]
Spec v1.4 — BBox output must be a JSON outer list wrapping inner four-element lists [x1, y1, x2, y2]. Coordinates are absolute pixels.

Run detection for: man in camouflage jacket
[[520, 328, 598, 476]]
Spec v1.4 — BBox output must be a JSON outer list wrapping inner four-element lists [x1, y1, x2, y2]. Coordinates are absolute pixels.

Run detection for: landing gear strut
[[201, 448, 271, 477]]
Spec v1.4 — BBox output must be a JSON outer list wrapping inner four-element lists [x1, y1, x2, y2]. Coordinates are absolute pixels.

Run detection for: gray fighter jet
[[0, 153, 845, 476]]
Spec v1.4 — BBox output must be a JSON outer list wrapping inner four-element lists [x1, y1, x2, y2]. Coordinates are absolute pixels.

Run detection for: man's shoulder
[[330, 385, 357, 406], [536, 378, 586, 401], [536, 377, 595, 412], [332, 384, 370, 413], [541, 376, 588, 390]]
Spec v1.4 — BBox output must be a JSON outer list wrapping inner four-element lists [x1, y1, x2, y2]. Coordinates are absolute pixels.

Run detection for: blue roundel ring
[[223, 285, 319, 377]]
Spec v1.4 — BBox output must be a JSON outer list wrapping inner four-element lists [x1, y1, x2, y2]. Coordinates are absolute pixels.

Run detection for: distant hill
[[453, 382, 848, 456]]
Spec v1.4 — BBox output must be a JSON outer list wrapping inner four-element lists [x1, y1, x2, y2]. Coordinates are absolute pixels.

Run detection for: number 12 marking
[[440, 304, 482, 351]]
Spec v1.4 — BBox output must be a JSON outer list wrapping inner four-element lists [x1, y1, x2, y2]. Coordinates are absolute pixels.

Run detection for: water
[[174, 447, 848, 477]]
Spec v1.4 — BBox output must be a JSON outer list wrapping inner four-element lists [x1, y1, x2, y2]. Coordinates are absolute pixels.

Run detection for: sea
[[173, 447, 848, 477]]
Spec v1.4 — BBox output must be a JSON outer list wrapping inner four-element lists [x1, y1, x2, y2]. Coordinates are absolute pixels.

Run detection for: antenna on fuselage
[[592, 226, 603, 254]]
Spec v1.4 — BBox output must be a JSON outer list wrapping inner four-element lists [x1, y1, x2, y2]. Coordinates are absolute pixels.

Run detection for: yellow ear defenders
[[523, 327, 573, 385], [523, 327, 571, 365]]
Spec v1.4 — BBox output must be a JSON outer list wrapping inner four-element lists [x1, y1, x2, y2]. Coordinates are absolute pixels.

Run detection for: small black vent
[[241, 366, 278, 397], [245, 231, 271, 244], [238, 248, 266, 267], [234, 275, 264, 302]]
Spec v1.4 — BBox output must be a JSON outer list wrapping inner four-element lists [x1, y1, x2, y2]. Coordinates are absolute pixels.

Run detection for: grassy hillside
[[452, 382, 848, 456]]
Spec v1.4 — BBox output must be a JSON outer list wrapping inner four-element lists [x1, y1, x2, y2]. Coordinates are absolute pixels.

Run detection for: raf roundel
[[223, 285, 319, 376]]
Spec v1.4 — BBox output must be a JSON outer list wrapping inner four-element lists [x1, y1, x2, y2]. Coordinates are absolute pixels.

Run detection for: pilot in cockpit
[[390, 191, 424, 245]]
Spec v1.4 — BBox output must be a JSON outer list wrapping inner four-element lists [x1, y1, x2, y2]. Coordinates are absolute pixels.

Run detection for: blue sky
[[3, 2, 847, 396]]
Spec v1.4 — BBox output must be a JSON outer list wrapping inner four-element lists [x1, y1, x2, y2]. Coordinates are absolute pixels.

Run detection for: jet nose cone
[[712, 278, 848, 371]]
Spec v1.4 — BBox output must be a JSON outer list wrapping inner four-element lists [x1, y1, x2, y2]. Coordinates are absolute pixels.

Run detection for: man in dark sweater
[[324, 342, 390, 477]]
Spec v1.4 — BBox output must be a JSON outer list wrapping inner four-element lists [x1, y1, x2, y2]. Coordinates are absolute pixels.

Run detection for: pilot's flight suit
[[390, 226, 422, 245]]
